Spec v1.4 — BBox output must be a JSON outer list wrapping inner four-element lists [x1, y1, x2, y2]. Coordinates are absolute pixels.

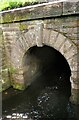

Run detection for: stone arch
[[10, 27, 78, 92], [42, 29, 78, 90], [42, 29, 79, 104]]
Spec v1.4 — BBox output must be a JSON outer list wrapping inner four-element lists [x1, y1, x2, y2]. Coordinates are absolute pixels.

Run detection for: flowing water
[[2, 75, 78, 120]]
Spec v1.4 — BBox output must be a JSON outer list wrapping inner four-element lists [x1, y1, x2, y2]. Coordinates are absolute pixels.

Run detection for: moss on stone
[[10, 76, 26, 90], [12, 82, 25, 90], [9, 66, 17, 74], [1, 11, 31, 23], [3, 13, 14, 23], [15, 12, 32, 22], [19, 23, 28, 31], [1, 68, 11, 92], [2, 80, 11, 91]]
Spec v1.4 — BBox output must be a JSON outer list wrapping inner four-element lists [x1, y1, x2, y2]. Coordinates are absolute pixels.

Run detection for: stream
[[2, 75, 78, 120]]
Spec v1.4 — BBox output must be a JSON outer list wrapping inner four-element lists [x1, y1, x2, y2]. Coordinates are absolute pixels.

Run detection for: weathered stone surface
[[35, 22, 43, 47], [44, 16, 79, 42], [11, 73, 25, 90], [2, 69, 11, 91], [49, 30, 58, 46], [64, 46, 77, 60], [0, 1, 79, 24], [0, 27, 2, 92], [0, 27, 11, 92], [59, 39, 71, 56], [0, 2, 63, 24], [70, 88, 79, 104], [54, 33, 66, 50], [63, 1, 79, 15], [43, 29, 51, 45], [44, 18, 63, 31], [71, 71, 79, 84], [68, 54, 79, 72], [61, 39, 72, 52]]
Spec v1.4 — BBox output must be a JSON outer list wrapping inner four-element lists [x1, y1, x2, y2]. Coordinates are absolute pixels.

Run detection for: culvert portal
[[3, 45, 76, 120], [23, 45, 71, 97]]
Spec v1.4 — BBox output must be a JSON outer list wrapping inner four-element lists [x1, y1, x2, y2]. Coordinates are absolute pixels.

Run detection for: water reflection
[[2, 78, 77, 120]]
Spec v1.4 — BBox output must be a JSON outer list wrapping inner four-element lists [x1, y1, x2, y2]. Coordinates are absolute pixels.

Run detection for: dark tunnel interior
[[23, 45, 71, 97]]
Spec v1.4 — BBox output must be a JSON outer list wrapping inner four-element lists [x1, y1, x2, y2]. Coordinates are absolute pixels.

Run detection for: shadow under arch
[[23, 45, 71, 98]]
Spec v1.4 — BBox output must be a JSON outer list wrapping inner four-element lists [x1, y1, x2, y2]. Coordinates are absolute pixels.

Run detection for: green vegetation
[[12, 82, 26, 90], [0, 0, 39, 11]]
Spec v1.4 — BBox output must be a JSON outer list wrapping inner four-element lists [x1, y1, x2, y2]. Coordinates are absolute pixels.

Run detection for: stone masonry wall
[[0, 0, 79, 104]]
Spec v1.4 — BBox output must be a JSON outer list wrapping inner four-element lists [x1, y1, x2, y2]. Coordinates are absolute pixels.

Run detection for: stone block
[[24, 29, 36, 47], [54, 33, 66, 50], [63, 1, 79, 15], [70, 88, 79, 104], [45, 18, 63, 31], [0, 2, 63, 23], [34, 22, 43, 47], [59, 39, 72, 56], [9, 67, 25, 90], [43, 29, 51, 45], [1, 68, 11, 92], [62, 17, 78, 28], [68, 54, 79, 71], [49, 30, 58, 46], [64, 45, 77, 60]]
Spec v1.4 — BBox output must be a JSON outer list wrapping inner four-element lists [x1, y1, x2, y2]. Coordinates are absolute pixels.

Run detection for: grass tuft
[[0, 0, 39, 11]]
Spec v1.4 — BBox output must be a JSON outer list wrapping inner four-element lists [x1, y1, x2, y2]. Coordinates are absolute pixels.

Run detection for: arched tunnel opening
[[21, 45, 74, 119], [3, 45, 77, 120], [23, 45, 71, 98]]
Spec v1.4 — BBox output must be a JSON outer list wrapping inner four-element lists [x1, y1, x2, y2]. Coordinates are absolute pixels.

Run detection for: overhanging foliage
[[0, 0, 40, 11]]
